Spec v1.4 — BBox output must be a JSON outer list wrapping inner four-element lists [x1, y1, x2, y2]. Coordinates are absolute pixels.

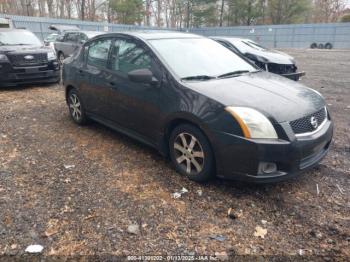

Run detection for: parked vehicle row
[[62, 31, 333, 183], [0, 28, 333, 184]]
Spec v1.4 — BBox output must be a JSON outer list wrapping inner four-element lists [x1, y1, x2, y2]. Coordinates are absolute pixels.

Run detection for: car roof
[[95, 30, 203, 41], [212, 36, 251, 41], [49, 24, 80, 32], [0, 28, 30, 33], [63, 30, 101, 34]]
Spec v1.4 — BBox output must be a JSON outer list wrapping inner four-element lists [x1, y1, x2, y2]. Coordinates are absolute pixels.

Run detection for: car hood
[[184, 71, 325, 123], [0, 45, 51, 54], [245, 49, 295, 65]]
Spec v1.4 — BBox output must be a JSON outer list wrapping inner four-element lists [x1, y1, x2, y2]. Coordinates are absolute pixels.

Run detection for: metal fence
[[189, 23, 350, 49], [1, 13, 350, 49], [0, 14, 169, 40]]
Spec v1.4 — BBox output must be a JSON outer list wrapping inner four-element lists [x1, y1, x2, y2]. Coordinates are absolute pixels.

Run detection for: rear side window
[[87, 38, 112, 68], [110, 39, 151, 74], [65, 33, 78, 42]]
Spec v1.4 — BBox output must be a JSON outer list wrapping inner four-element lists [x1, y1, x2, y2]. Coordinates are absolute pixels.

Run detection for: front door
[[106, 38, 163, 143]]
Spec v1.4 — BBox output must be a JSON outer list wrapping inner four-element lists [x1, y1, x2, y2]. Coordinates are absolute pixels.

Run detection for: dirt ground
[[0, 49, 349, 260]]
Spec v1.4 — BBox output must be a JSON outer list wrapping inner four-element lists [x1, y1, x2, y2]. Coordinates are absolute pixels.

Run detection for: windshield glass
[[244, 40, 267, 51], [149, 38, 256, 79], [0, 31, 42, 46], [227, 39, 267, 53]]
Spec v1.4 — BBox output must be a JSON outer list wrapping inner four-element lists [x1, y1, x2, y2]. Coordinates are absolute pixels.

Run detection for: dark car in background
[[63, 32, 332, 183], [54, 30, 104, 63], [0, 28, 60, 87], [212, 37, 305, 81]]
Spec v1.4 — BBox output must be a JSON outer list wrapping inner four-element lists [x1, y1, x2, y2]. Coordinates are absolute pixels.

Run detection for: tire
[[58, 52, 65, 65], [310, 43, 317, 49], [67, 88, 88, 125], [325, 43, 333, 49], [169, 124, 214, 182], [318, 43, 324, 49]]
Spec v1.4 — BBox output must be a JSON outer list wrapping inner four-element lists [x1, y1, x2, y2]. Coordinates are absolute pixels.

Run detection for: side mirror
[[128, 69, 156, 84]]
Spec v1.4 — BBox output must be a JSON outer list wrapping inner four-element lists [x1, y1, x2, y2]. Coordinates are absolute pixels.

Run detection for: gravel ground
[[0, 49, 349, 259]]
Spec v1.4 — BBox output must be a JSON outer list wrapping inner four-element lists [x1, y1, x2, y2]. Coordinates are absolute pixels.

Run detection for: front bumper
[[0, 61, 60, 87], [213, 119, 333, 183], [282, 71, 306, 81]]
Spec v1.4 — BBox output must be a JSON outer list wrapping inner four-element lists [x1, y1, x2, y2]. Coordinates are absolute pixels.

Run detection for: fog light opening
[[258, 162, 277, 175]]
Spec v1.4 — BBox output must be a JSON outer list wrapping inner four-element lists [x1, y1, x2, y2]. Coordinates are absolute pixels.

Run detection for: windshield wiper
[[217, 70, 251, 79], [181, 75, 215, 81]]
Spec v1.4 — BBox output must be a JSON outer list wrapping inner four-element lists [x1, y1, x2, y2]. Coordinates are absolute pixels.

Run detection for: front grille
[[7, 53, 48, 67], [267, 63, 297, 74], [290, 108, 327, 135]]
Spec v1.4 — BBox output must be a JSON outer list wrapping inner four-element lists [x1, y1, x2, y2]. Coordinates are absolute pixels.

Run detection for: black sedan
[[62, 32, 333, 183], [212, 37, 305, 81], [0, 28, 60, 87]]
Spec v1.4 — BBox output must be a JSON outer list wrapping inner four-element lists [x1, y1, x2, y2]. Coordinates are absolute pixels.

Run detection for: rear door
[[78, 37, 113, 118]]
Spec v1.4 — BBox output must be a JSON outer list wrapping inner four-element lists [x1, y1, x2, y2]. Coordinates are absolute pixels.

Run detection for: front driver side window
[[87, 38, 112, 68], [110, 39, 151, 74]]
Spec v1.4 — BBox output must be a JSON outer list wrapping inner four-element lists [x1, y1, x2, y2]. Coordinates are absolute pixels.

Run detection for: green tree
[[182, 0, 218, 28], [341, 13, 350, 22], [110, 0, 144, 25], [226, 0, 263, 26], [268, 0, 310, 24]]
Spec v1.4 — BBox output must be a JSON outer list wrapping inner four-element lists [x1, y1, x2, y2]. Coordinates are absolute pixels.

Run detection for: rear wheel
[[169, 124, 214, 182], [67, 89, 87, 125]]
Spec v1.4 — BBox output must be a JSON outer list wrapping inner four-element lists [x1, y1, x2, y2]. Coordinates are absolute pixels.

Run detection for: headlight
[[0, 54, 8, 61], [225, 107, 278, 139], [47, 51, 57, 60]]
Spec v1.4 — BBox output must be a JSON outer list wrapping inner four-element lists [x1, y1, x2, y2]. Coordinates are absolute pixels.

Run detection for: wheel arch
[[65, 84, 76, 103], [162, 115, 218, 175]]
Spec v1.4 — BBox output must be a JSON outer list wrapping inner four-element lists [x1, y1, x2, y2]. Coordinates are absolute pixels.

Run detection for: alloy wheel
[[69, 93, 82, 121], [173, 132, 205, 175]]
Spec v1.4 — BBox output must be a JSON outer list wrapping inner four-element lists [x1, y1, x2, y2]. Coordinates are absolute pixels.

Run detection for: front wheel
[[169, 124, 214, 182], [67, 89, 87, 125]]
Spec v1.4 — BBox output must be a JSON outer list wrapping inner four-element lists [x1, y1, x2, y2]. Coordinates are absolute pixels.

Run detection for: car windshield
[[0, 31, 42, 46], [149, 38, 256, 80], [227, 39, 267, 53], [244, 40, 267, 51]]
